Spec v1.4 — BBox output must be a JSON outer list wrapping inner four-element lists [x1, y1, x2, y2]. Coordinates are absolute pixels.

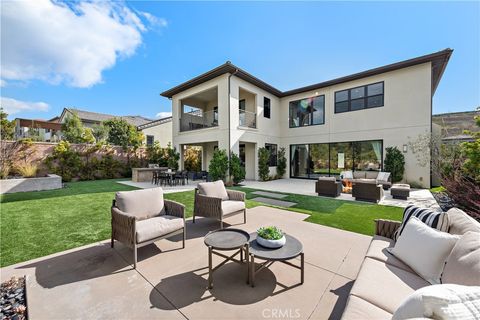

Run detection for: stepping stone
[[252, 191, 288, 199], [251, 197, 297, 208]]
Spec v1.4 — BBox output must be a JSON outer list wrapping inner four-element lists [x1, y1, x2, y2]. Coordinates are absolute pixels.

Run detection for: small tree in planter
[[229, 152, 245, 185], [209, 149, 229, 181], [258, 147, 270, 181], [166, 144, 180, 171], [384, 146, 405, 183], [276, 147, 287, 178]]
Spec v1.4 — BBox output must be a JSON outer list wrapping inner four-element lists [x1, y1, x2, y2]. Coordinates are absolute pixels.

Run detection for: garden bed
[[0, 276, 27, 320], [0, 174, 62, 194]]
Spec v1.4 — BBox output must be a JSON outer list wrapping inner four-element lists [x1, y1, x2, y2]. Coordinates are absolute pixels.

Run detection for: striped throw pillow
[[394, 205, 449, 241]]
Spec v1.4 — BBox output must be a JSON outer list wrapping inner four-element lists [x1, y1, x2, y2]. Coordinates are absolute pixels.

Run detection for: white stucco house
[[137, 116, 173, 148], [160, 49, 453, 188]]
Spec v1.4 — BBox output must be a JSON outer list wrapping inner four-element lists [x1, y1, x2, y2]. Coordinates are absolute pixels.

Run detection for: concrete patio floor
[[0, 206, 372, 320]]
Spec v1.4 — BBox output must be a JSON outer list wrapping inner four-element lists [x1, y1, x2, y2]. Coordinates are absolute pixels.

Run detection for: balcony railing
[[239, 110, 256, 128], [180, 110, 218, 132]]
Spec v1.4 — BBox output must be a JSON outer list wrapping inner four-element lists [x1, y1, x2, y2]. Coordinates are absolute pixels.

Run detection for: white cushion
[[115, 187, 165, 219], [389, 217, 459, 284], [197, 180, 229, 200], [136, 215, 184, 243], [392, 284, 480, 320], [221, 200, 245, 215]]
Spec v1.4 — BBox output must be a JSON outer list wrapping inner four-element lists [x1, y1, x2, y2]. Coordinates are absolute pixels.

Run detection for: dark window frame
[[264, 97, 271, 119], [146, 135, 154, 146], [265, 143, 278, 167], [334, 81, 384, 114], [289, 95, 325, 128]]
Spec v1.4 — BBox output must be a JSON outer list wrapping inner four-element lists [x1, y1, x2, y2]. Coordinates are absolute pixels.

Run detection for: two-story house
[[161, 49, 452, 188]]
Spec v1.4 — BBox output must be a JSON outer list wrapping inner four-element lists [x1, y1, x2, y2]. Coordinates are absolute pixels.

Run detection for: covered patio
[[0, 207, 371, 319]]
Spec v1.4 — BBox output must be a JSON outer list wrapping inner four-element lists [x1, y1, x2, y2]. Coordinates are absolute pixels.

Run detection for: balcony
[[180, 110, 218, 132], [239, 110, 256, 129]]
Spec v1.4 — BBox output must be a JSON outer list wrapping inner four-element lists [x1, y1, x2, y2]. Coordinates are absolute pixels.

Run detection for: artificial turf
[[1, 179, 403, 267]]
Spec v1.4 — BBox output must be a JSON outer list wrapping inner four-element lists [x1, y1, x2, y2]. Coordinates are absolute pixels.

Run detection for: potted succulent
[[256, 226, 286, 248]]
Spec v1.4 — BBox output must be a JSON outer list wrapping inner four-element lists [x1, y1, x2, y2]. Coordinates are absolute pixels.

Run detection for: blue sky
[[1, 1, 479, 120]]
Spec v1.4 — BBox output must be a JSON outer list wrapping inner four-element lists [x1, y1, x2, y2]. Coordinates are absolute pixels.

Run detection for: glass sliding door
[[353, 140, 382, 171], [290, 145, 309, 178], [309, 143, 329, 178], [289, 140, 383, 179], [329, 142, 353, 177]]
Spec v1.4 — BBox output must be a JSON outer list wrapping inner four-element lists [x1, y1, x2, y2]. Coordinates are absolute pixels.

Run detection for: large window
[[290, 140, 383, 179], [335, 82, 384, 113], [265, 143, 278, 166], [289, 95, 325, 128], [264, 97, 271, 119]]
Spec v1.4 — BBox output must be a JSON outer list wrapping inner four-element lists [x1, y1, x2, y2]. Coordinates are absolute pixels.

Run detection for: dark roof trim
[[160, 49, 453, 99], [138, 116, 172, 130]]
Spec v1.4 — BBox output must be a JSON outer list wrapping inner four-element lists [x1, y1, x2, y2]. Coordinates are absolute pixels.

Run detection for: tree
[[167, 144, 180, 170], [384, 146, 405, 182], [82, 127, 96, 144], [184, 147, 202, 172], [91, 123, 108, 143], [258, 147, 270, 181], [103, 118, 144, 150], [461, 114, 480, 182], [229, 152, 245, 185], [0, 108, 15, 140], [276, 147, 287, 178], [62, 112, 85, 143], [209, 149, 229, 181]]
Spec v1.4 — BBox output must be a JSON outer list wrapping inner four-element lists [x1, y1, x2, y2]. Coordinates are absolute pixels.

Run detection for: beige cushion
[[318, 176, 336, 181], [221, 200, 245, 215], [136, 215, 184, 243], [442, 231, 480, 286], [341, 295, 392, 320], [365, 171, 378, 179], [197, 180, 229, 200], [392, 284, 480, 320], [448, 208, 480, 235], [365, 236, 414, 273], [350, 257, 429, 314], [353, 171, 366, 179], [116, 187, 165, 219], [390, 217, 459, 284]]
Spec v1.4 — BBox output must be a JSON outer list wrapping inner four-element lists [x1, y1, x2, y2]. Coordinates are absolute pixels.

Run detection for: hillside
[[432, 110, 479, 137]]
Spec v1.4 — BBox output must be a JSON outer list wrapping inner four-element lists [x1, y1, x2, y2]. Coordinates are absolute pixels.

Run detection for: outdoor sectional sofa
[[342, 170, 392, 190], [341, 207, 480, 319]]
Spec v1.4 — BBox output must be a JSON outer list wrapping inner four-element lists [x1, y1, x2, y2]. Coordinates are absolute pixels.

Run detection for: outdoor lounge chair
[[352, 180, 384, 203], [193, 180, 246, 228], [111, 187, 185, 268], [315, 177, 342, 197]]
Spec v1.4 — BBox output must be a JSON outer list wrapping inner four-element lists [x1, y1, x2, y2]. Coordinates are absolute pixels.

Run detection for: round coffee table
[[248, 232, 304, 287], [204, 228, 250, 289]]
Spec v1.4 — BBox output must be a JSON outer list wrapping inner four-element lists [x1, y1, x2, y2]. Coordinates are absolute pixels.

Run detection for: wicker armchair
[[352, 181, 384, 203], [193, 181, 246, 228], [374, 219, 401, 240], [315, 177, 342, 197], [111, 187, 185, 268]]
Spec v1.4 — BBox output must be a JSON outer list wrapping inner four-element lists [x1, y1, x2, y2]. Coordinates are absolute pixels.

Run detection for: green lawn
[[1, 179, 403, 267]]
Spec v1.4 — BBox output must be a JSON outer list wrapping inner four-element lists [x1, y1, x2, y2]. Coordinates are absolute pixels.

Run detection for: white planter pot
[[256, 235, 286, 248]]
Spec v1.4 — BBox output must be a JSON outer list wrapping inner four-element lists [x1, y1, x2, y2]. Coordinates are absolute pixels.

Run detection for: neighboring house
[[161, 49, 453, 188], [14, 118, 62, 141], [137, 116, 173, 147], [432, 110, 479, 143], [58, 108, 153, 128]]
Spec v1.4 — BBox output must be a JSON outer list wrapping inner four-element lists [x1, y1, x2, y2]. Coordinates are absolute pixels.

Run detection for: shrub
[[384, 146, 405, 182], [258, 147, 270, 181], [229, 152, 245, 185], [209, 149, 229, 181], [16, 164, 38, 178], [257, 226, 283, 240], [167, 145, 180, 170], [44, 141, 81, 182], [276, 147, 287, 178]]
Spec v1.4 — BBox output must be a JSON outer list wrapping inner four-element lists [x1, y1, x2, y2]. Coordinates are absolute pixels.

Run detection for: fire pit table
[[204, 228, 250, 289], [248, 232, 304, 287]]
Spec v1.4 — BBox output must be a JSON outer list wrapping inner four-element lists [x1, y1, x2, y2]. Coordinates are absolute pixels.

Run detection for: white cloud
[[139, 11, 168, 28], [1, 97, 49, 115], [156, 112, 172, 118], [1, 0, 165, 88], [0, 79, 5, 87]]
